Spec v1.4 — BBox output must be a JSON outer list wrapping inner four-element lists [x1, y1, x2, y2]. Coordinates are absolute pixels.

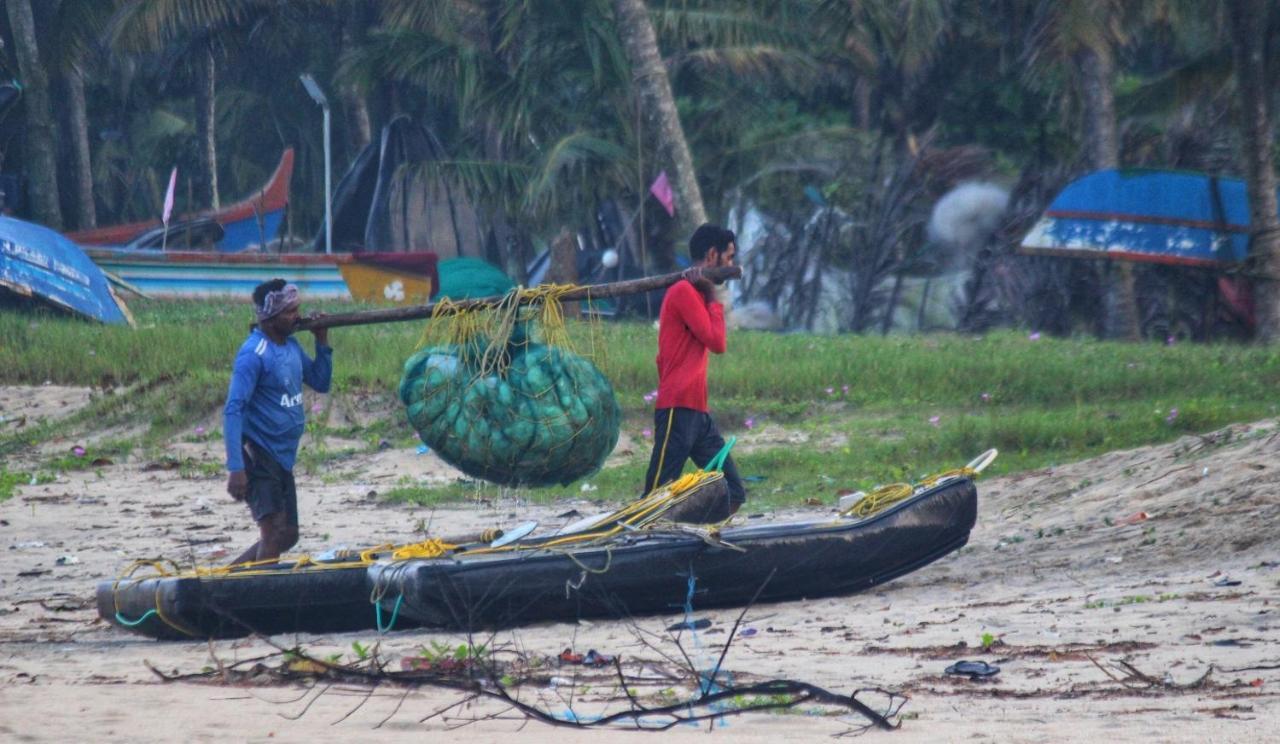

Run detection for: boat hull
[[370, 477, 977, 631], [96, 563, 404, 641], [0, 215, 132, 324], [85, 247, 437, 302], [67, 150, 294, 253], [1019, 169, 1280, 267]]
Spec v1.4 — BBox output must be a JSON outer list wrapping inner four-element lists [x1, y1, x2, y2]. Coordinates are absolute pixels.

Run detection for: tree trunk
[[611, 0, 707, 237], [1228, 0, 1280, 343], [1075, 46, 1118, 171], [194, 43, 219, 210], [340, 9, 373, 152], [4, 0, 63, 228], [1076, 42, 1140, 340], [547, 227, 581, 318], [63, 68, 97, 229]]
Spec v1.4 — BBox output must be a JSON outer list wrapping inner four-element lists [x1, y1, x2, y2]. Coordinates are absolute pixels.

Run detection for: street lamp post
[[299, 74, 332, 255]]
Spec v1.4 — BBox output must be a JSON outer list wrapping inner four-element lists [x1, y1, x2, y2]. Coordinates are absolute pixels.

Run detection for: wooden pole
[[298, 265, 742, 331]]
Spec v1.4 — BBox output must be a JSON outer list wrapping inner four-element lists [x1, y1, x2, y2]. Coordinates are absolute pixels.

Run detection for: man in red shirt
[[643, 224, 746, 517]]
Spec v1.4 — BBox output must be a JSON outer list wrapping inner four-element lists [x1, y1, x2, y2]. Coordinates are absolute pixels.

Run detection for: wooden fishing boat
[[83, 246, 438, 303], [67, 149, 294, 254], [95, 475, 978, 640]]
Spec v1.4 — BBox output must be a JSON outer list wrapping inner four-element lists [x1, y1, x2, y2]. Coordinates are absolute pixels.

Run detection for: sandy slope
[[1, 385, 1277, 742]]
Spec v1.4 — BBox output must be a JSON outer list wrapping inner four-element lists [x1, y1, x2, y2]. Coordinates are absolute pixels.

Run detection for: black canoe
[[96, 560, 401, 641], [367, 476, 977, 631]]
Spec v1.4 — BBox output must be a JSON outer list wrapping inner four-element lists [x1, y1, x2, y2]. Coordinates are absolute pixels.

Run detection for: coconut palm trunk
[[1228, 0, 1280, 343], [1076, 42, 1139, 340], [4, 0, 64, 228], [62, 68, 97, 229], [340, 6, 373, 152], [611, 0, 707, 235], [194, 42, 219, 210]]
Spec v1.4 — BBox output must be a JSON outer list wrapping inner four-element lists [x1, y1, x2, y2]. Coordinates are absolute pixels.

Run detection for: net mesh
[[398, 286, 620, 487]]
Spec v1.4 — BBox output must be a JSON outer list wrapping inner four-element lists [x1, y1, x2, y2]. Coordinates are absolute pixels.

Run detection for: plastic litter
[[838, 491, 867, 511], [582, 649, 615, 666], [944, 660, 1000, 679]]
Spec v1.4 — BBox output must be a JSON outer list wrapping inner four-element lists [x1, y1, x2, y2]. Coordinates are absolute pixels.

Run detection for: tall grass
[[3, 300, 1279, 506]]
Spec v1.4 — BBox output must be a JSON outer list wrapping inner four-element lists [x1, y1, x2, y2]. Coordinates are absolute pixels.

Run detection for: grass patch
[[4, 299, 1280, 508], [0, 468, 28, 502]]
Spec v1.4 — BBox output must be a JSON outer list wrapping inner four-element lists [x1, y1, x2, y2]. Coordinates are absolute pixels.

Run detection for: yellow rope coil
[[390, 538, 457, 561], [840, 466, 979, 518]]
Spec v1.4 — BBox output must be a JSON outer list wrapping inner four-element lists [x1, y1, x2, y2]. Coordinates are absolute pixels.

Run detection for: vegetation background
[[2, 1, 1280, 504]]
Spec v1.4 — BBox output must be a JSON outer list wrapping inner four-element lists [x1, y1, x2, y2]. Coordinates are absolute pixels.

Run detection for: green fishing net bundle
[[397, 290, 621, 487]]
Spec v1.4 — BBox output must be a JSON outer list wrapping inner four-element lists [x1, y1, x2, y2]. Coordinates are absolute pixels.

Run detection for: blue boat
[[1019, 169, 1279, 266], [0, 215, 132, 324]]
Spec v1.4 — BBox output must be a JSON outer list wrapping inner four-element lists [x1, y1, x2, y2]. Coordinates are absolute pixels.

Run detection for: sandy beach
[[2, 384, 1278, 741]]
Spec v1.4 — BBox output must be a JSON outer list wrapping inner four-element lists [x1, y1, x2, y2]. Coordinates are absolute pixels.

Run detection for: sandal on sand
[[945, 660, 1000, 679]]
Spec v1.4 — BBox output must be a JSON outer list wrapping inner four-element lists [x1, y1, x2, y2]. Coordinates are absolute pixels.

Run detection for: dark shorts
[[643, 407, 746, 506], [242, 439, 298, 526]]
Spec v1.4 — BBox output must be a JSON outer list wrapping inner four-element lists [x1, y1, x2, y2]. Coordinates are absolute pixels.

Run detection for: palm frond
[[523, 131, 628, 214]]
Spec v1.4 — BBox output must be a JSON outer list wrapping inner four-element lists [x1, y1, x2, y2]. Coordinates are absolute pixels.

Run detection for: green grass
[[3, 299, 1280, 509]]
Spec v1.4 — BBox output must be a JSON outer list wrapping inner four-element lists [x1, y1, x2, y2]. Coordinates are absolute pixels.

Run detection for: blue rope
[[376, 594, 404, 633], [680, 564, 730, 727], [705, 436, 736, 472], [115, 609, 157, 627]]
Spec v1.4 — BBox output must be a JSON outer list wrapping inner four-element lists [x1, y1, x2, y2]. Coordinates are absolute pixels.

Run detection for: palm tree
[[1022, 0, 1144, 338], [1227, 0, 1280, 343], [106, 1, 335, 210], [40, 0, 121, 229], [612, 0, 707, 235], [4, 0, 64, 228]]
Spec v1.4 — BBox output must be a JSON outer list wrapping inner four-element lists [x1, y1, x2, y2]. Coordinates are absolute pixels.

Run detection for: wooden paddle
[[297, 265, 742, 332]]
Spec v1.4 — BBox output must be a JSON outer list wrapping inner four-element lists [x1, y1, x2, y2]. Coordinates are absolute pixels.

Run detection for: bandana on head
[[255, 283, 300, 322]]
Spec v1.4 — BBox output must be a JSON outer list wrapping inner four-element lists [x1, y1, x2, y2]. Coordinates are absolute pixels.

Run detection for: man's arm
[[670, 281, 727, 354], [223, 349, 260, 474], [301, 341, 333, 393]]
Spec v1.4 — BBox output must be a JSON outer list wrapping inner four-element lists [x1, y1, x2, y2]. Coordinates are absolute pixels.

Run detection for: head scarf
[[255, 283, 300, 322]]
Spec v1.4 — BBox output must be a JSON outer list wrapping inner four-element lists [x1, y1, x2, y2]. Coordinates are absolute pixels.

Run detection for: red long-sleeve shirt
[[655, 280, 726, 411]]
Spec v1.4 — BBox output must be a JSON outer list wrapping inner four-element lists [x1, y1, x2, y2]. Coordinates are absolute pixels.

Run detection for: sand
[[2, 384, 1278, 741]]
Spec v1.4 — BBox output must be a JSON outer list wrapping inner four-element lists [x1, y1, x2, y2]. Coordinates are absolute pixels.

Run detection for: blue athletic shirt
[[223, 328, 332, 472]]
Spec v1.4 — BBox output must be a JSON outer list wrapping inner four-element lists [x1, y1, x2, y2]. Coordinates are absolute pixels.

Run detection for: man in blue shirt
[[224, 279, 332, 564]]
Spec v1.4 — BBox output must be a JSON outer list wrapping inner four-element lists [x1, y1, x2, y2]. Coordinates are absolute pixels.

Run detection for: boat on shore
[[67, 149, 294, 254], [84, 245, 439, 304], [97, 471, 979, 640], [0, 215, 132, 324]]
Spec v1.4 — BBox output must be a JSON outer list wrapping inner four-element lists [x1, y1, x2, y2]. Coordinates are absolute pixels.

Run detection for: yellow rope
[[840, 466, 979, 518], [389, 538, 458, 561]]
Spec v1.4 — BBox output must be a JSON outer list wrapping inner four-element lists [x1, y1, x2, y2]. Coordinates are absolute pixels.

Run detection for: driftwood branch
[[298, 266, 742, 331], [154, 613, 903, 734]]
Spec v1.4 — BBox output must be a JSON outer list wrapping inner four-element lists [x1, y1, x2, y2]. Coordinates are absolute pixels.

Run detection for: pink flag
[[649, 170, 675, 217], [162, 167, 178, 225]]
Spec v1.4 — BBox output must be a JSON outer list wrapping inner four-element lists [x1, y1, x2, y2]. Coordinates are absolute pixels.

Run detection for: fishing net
[[398, 286, 621, 487]]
